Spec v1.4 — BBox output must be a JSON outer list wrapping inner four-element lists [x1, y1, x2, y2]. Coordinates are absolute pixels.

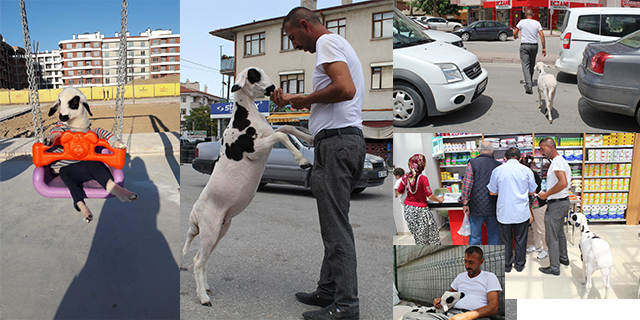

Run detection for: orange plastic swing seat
[[32, 131, 126, 199]]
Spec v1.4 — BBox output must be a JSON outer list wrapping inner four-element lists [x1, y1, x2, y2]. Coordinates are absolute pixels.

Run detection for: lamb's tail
[[181, 212, 200, 260]]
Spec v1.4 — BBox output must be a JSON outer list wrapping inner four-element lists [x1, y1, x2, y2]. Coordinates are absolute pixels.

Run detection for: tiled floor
[[394, 223, 640, 299]]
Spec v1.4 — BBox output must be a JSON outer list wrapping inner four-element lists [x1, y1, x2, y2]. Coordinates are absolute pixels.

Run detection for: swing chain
[[20, 0, 44, 143], [114, 0, 128, 141]]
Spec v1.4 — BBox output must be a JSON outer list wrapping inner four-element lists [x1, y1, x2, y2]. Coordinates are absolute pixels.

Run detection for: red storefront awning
[[483, 0, 602, 8]]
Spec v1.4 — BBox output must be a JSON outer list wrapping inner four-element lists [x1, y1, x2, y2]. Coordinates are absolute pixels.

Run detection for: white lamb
[[535, 62, 557, 124]]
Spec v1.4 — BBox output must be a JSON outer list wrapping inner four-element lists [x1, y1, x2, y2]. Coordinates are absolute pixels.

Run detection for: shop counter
[[429, 194, 488, 245]]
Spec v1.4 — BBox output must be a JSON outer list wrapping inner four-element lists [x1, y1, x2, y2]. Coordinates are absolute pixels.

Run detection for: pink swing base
[[32, 165, 124, 199]]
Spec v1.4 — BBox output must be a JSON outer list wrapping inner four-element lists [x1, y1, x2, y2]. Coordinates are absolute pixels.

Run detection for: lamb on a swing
[[45, 87, 138, 223]]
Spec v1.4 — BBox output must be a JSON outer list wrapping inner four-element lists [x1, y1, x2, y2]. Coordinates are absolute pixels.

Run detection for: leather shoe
[[296, 291, 334, 308], [515, 266, 524, 272], [302, 303, 359, 320], [539, 267, 560, 276], [560, 259, 570, 266], [505, 265, 512, 273]]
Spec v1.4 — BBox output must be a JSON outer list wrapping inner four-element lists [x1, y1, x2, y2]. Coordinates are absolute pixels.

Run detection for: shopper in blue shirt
[[487, 147, 537, 272]]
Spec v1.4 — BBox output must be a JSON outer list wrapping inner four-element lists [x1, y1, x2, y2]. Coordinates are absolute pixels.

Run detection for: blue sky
[[180, 0, 368, 99], [1, 0, 179, 51]]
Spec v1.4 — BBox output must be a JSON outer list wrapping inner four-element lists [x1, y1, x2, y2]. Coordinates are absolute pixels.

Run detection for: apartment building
[[1, 34, 28, 90], [34, 50, 63, 89], [59, 29, 179, 87], [210, 0, 393, 140], [180, 82, 221, 126]]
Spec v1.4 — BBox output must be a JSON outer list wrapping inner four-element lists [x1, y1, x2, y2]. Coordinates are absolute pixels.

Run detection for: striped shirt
[[47, 122, 117, 173]]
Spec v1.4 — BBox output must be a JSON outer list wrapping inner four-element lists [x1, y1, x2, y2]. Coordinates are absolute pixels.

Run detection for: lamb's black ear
[[68, 96, 81, 110], [83, 102, 93, 116], [48, 99, 60, 116], [247, 68, 261, 84], [581, 226, 585, 233]]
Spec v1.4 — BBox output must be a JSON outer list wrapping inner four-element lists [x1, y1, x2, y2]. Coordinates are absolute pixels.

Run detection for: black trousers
[[499, 220, 529, 270], [59, 161, 113, 211], [309, 131, 365, 313]]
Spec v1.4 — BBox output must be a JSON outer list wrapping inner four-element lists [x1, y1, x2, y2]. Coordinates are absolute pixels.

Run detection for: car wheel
[[453, 26, 461, 32], [635, 103, 640, 127], [352, 187, 366, 194], [460, 32, 470, 41], [393, 84, 426, 127], [498, 32, 508, 41]]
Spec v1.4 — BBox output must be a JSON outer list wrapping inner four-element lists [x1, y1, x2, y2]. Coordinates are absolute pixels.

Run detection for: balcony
[[220, 55, 234, 76]]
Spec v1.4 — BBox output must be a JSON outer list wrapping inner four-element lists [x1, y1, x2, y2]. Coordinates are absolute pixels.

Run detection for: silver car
[[577, 29, 640, 126], [191, 126, 389, 193]]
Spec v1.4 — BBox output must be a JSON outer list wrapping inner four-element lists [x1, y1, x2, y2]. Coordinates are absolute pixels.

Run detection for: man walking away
[[513, 8, 546, 94]]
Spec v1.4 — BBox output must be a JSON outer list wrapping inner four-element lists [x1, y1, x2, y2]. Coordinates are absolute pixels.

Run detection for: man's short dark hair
[[465, 246, 483, 260], [525, 8, 534, 17], [393, 167, 405, 177], [505, 147, 521, 160], [539, 137, 557, 148], [283, 7, 322, 29]]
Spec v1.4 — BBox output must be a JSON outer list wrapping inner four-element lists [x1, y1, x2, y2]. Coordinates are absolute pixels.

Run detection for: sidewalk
[[473, 30, 560, 64], [0, 132, 179, 159]]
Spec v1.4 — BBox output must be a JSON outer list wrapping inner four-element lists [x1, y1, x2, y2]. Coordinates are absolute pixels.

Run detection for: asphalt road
[[0, 154, 181, 319], [179, 165, 393, 319]]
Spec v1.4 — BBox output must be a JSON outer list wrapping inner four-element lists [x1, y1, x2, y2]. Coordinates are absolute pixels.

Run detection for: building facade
[[34, 50, 63, 89], [210, 0, 393, 141], [180, 83, 221, 128], [1, 34, 28, 90], [59, 29, 179, 88]]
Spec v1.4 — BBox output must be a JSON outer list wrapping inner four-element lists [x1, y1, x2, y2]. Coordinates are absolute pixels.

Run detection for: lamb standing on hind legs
[[181, 67, 312, 306], [535, 62, 557, 124]]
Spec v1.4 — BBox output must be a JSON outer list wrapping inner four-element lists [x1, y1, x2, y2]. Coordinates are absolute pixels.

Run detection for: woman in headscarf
[[396, 154, 444, 245]]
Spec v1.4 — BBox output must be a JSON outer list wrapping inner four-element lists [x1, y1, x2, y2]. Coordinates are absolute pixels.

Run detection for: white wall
[[393, 133, 444, 235]]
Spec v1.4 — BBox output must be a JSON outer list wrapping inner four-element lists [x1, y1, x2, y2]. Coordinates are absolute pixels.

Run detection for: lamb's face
[[231, 67, 276, 101], [48, 87, 93, 128]]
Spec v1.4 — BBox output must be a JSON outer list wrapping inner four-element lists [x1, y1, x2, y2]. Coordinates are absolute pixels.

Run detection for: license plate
[[476, 78, 488, 94], [378, 170, 388, 178]]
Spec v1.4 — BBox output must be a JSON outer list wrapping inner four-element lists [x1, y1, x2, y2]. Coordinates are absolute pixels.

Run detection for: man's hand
[[270, 88, 308, 110], [463, 205, 470, 216], [538, 191, 548, 200], [449, 313, 472, 320], [542, 48, 547, 57], [433, 297, 442, 309]]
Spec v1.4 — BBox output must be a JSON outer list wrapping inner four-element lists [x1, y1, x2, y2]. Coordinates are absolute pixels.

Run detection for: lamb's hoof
[[202, 301, 212, 307], [206, 289, 212, 294], [127, 193, 138, 202], [300, 163, 312, 169], [179, 266, 188, 271], [84, 215, 93, 223]]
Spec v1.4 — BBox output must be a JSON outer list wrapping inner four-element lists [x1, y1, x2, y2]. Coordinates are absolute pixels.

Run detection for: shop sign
[[210, 100, 269, 116], [622, 0, 640, 7], [460, 0, 482, 6], [549, 0, 569, 9], [496, 0, 512, 9]]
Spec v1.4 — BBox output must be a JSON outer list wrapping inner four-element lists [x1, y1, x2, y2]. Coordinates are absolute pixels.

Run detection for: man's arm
[[539, 170, 567, 200], [458, 163, 474, 215], [271, 61, 355, 110], [513, 27, 519, 39], [538, 29, 546, 56], [487, 170, 499, 196], [449, 291, 500, 320]]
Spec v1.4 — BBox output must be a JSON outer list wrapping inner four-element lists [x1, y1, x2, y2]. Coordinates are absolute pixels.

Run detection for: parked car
[[577, 29, 640, 126], [422, 16, 464, 32], [393, 7, 488, 127], [556, 7, 640, 75], [192, 126, 389, 193], [413, 20, 465, 49], [410, 16, 437, 30], [453, 20, 513, 41]]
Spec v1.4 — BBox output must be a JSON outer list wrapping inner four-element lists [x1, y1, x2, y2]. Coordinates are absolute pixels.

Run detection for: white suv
[[556, 7, 640, 75], [393, 8, 488, 127]]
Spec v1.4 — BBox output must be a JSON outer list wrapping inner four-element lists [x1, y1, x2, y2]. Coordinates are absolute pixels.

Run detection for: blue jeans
[[468, 215, 500, 245]]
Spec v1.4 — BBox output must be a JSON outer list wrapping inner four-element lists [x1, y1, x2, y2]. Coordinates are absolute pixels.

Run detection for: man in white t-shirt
[[432, 246, 502, 320], [513, 9, 546, 94], [537, 137, 571, 276], [271, 6, 366, 320]]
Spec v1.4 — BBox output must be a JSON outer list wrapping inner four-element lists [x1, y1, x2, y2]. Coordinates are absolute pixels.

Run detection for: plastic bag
[[458, 214, 471, 237]]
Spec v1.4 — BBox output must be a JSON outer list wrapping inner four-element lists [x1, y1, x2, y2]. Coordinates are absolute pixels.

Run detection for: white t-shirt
[[310, 33, 365, 137], [516, 18, 542, 44], [546, 155, 571, 199], [450, 270, 502, 311], [394, 178, 406, 203]]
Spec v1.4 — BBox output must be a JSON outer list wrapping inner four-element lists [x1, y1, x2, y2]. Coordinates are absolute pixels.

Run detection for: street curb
[[0, 107, 31, 122]]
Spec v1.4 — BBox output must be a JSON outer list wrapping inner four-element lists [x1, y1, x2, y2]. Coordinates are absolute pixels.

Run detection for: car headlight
[[437, 63, 464, 83], [363, 161, 373, 170]]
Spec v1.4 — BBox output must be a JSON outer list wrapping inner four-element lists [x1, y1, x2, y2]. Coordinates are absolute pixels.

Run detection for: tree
[[411, 0, 460, 17], [184, 104, 217, 137]]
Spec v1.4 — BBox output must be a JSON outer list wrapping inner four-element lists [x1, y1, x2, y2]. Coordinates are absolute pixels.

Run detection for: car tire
[[498, 32, 508, 41], [460, 32, 470, 41], [352, 187, 366, 194], [393, 83, 426, 127], [635, 103, 640, 127], [453, 26, 461, 32]]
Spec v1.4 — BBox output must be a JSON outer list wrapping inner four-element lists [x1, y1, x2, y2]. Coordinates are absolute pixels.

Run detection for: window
[[169, 48, 176, 53], [84, 42, 89, 48], [86, 78, 92, 84], [105, 78, 110, 84], [168, 66, 175, 71], [373, 11, 393, 38], [141, 68, 145, 72], [104, 70, 110, 75], [94, 69, 100, 75], [170, 38, 176, 43], [280, 73, 304, 94], [153, 48, 159, 54], [181, 97, 187, 103], [244, 32, 265, 56], [69, 79, 74, 84], [92, 42, 99, 48], [153, 66, 159, 71], [67, 53, 73, 58], [169, 57, 175, 62], [153, 75, 158, 79], [78, 61, 84, 67], [152, 57, 159, 63], [66, 43, 72, 49], [68, 70, 74, 76], [93, 60, 100, 66], [93, 51, 100, 57], [281, 29, 294, 51], [327, 18, 346, 38], [141, 59, 146, 64], [371, 65, 392, 90], [152, 39, 159, 45]]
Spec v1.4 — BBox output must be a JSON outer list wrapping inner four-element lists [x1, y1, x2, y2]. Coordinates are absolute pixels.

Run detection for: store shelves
[[441, 134, 483, 139], [585, 161, 632, 164], [584, 176, 631, 179], [583, 190, 629, 193]]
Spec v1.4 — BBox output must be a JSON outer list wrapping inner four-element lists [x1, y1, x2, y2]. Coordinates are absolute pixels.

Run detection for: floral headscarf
[[401, 154, 426, 192]]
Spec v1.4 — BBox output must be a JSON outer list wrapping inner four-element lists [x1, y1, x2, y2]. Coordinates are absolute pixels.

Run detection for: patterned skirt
[[403, 204, 441, 245]]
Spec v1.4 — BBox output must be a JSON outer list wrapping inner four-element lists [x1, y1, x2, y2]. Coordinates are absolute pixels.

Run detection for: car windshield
[[618, 29, 640, 49], [393, 7, 434, 49]]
